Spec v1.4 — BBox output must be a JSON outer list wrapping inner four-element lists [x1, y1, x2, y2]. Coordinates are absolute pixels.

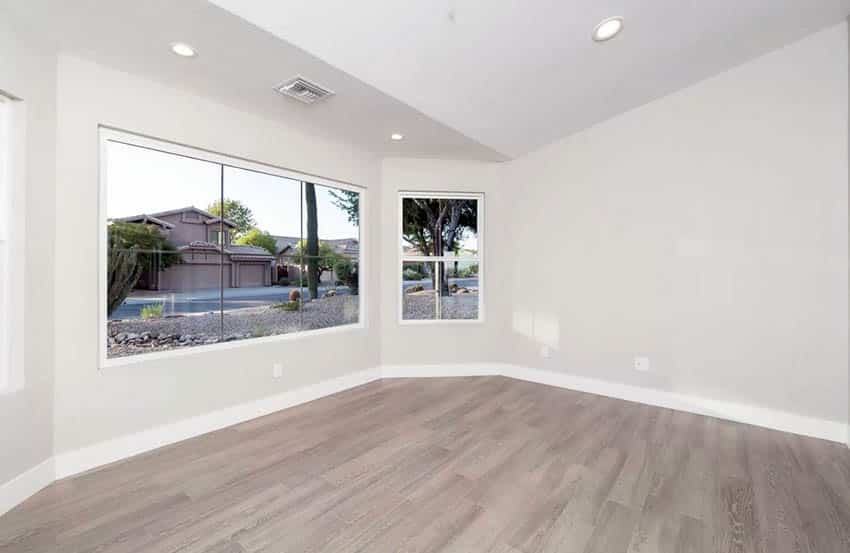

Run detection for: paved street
[[112, 277, 479, 320], [111, 285, 347, 320]]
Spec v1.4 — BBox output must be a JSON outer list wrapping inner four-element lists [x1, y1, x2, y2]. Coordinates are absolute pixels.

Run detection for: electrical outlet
[[541, 346, 552, 359], [634, 356, 650, 372], [272, 363, 283, 379]]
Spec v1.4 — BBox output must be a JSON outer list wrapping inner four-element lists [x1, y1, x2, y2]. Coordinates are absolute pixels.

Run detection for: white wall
[[4, 14, 849, 499], [379, 158, 511, 367], [0, 19, 56, 484], [505, 24, 849, 425], [52, 56, 382, 456]]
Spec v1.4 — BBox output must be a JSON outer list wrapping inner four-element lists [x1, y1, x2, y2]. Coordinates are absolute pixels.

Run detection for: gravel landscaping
[[108, 295, 359, 358], [403, 290, 479, 320]]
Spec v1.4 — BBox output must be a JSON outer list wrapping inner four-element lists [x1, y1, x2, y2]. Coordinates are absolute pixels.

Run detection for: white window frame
[[398, 191, 484, 325], [0, 92, 25, 393], [99, 127, 367, 368]]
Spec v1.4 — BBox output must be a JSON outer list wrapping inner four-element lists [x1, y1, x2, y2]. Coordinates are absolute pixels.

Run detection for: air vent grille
[[274, 77, 334, 104]]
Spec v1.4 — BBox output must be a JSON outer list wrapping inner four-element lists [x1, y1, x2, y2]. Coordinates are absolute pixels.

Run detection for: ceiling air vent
[[274, 76, 334, 104]]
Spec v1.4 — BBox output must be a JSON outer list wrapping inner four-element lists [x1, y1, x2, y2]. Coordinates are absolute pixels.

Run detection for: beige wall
[[0, 19, 56, 484], [379, 158, 511, 366], [504, 23, 849, 424], [52, 56, 381, 455]]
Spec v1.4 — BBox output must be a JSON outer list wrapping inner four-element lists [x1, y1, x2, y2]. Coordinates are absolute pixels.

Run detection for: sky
[[106, 141, 359, 239]]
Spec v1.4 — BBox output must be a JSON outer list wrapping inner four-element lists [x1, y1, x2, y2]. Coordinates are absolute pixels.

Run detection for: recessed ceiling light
[[391, 133, 404, 141], [592, 17, 623, 42], [170, 42, 196, 57]]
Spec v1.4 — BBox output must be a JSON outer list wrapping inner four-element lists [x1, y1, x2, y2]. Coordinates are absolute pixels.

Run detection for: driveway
[[111, 285, 348, 320]]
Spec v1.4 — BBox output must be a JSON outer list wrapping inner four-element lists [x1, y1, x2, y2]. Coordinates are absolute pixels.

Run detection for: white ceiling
[[0, 0, 505, 161], [210, 0, 850, 158], [3, 1, 849, 161]]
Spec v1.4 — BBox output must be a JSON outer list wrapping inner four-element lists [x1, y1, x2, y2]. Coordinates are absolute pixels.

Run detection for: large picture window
[[399, 192, 482, 322], [102, 130, 362, 363]]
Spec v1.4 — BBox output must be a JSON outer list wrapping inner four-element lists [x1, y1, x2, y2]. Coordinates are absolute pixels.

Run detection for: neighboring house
[[114, 207, 276, 291], [272, 235, 359, 283]]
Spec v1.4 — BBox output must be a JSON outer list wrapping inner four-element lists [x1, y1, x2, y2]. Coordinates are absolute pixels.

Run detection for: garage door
[[239, 264, 266, 287], [160, 264, 230, 291]]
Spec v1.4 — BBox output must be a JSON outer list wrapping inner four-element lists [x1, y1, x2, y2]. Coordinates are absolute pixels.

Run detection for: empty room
[[1, 0, 850, 551]]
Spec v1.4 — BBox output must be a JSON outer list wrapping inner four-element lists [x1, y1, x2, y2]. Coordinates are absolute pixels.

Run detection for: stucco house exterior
[[273, 235, 359, 283], [114, 207, 276, 291]]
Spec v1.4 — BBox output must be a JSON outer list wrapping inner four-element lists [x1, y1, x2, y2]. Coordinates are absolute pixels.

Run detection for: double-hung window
[[399, 192, 483, 322]]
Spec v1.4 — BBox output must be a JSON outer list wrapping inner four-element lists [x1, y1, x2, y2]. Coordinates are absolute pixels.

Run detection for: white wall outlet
[[634, 356, 650, 372], [541, 345, 552, 359], [272, 362, 283, 379]]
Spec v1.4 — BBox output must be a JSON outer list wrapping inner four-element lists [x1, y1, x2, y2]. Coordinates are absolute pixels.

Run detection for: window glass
[[292, 182, 361, 328], [400, 194, 481, 322], [402, 261, 436, 320], [221, 167, 302, 343], [104, 134, 362, 361], [105, 141, 222, 358], [401, 197, 478, 257], [438, 260, 479, 320]]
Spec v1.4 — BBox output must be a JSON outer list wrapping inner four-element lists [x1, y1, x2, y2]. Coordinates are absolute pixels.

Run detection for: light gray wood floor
[[2, 376, 850, 552]]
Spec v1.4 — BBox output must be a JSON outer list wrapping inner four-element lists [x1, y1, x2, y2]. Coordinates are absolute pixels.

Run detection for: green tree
[[334, 258, 359, 295], [293, 240, 346, 287], [107, 222, 181, 316], [328, 189, 359, 225], [304, 183, 320, 300], [402, 198, 477, 295], [235, 227, 277, 255], [207, 198, 256, 239]]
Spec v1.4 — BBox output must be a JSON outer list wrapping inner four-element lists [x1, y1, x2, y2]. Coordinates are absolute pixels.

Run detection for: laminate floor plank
[[1, 376, 848, 553]]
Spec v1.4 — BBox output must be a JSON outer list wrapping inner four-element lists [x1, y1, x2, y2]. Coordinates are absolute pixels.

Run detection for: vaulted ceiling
[[3, 0, 850, 160], [211, 0, 850, 158]]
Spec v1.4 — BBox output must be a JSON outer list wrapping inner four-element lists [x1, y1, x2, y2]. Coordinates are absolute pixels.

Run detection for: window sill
[[100, 321, 366, 369], [398, 318, 485, 326]]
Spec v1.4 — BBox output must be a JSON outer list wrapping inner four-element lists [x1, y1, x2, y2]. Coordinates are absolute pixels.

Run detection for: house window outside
[[400, 193, 482, 322], [102, 130, 363, 364], [209, 229, 228, 246]]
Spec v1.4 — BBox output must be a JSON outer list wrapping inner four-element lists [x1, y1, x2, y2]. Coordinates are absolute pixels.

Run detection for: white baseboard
[[0, 458, 55, 517], [54, 368, 381, 479], [381, 363, 847, 443], [381, 363, 510, 378], [501, 366, 847, 443]]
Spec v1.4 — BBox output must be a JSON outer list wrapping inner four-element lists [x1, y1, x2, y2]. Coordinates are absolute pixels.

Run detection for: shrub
[[334, 259, 359, 295], [274, 301, 300, 312], [288, 289, 301, 302], [140, 303, 165, 320], [403, 268, 424, 281], [252, 324, 272, 337], [278, 277, 290, 286], [107, 222, 181, 316]]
